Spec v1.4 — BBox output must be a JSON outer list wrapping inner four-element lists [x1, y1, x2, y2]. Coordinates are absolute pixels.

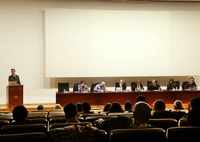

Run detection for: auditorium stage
[[56, 90, 200, 108]]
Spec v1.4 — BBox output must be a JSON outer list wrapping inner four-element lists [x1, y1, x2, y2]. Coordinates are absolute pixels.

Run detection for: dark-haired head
[[125, 101, 132, 111], [190, 97, 200, 109], [103, 103, 111, 112], [82, 101, 91, 112], [37, 104, 44, 110], [174, 100, 183, 109], [109, 102, 124, 113], [12, 105, 28, 121], [64, 103, 78, 118], [169, 79, 174, 85], [136, 95, 146, 102], [153, 99, 166, 111], [76, 102, 82, 112]]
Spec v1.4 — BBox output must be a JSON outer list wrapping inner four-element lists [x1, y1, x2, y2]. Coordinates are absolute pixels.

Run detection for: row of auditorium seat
[[0, 125, 200, 142], [0, 110, 190, 132], [58, 81, 189, 92]]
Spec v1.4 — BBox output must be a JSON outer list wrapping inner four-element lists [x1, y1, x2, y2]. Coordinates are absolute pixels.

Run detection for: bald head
[[133, 102, 152, 123], [100, 82, 105, 87]]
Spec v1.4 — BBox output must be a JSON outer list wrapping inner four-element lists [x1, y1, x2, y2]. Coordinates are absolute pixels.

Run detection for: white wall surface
[[0, 0, 200, 105]]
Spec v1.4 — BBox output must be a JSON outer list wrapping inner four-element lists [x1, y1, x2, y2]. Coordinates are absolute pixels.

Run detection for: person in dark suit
[[148, 79, 161, 90], [132, 80, 144, 91], [116, 79, 126, 90], [167, 79, 178, 90], [8, 68, 21, 85]]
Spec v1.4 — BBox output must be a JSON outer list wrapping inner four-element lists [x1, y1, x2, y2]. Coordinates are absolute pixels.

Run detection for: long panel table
[[56, 90, 200, 107]]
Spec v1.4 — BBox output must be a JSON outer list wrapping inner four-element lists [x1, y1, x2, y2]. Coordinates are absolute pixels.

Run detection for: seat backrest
[[1, 124, 47, 134], [28, 112, 48, 119], [182, 81, 188, 90], [147, 118, 178, 131], [58, 82, 69, 92], [178, 118, 188, 127], [167, 126, 200, 142], [49, 117, 84, 124], [0, 120, 9, 129], [108, 113, 133, 117], [174, 81, 180, 89], [90, 82, 100, 92], [73, 82, 80, 92], [49, 122, 92, 130], [0, 132, 48, 142], [131, 82, 136, 91], [110, 128, 166, 142], [147, 81, 152, 90]]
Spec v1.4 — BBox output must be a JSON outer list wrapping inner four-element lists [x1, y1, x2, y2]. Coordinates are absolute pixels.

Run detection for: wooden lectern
[[6, 85, 23, 108]]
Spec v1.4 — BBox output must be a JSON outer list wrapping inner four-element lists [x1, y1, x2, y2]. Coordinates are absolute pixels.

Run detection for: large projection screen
[[45, 8, 200, 77]]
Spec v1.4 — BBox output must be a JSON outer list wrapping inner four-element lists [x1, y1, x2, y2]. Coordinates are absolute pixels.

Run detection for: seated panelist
[[94, 81, 107, 92], [78, 80, 89, 92], [116, 79, 126, 90], [148, 79, 161, 90]]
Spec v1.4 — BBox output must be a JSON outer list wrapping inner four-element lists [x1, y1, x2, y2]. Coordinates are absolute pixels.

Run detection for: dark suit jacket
[[115, 83, 126, 90], [148, 83, 160, 90], [8, 75, 21, 85], [132, 84, 144, 91]]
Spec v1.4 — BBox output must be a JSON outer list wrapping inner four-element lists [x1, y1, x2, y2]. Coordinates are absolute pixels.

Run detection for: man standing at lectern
[[8, 69, 21, 85]]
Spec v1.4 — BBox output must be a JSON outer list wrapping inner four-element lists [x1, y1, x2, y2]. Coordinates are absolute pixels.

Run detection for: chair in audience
[[147, 118, 178, 131], [0, 114, 13, 123], [131, 82, 137, 91], [182, 81, 188, 90], [85, 116, 117, 126], [28, 118, 48, 125], [167, 126, 200, 142], [28, 112, 48, 119], [0, 111, 11, 114], [0, 132, 48, 142], [79, 113, 106, 120], [58, 82, 69, 92], [49, 117, 84, 124], [178, 118, 188, 127], [31, 110, 48, 113], [90, 82, 100, 92], [1, 124, 47, 134], [49, 122, 92, 130], [48, 112, 65, 118], [110, 128, 166, 142], [108, 113, 133, 117], [0, 120, 9, 129]]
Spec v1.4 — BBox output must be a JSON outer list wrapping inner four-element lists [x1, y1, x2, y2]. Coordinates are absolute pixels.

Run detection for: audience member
[[78, 80, 89, 92], [148, 79, 161, 90], [103, 103, 111, 112], [82, 101, 94, 114], [132, 80, 144, 91], [48, 103, 99, 142], [108, 102, 124, 113], [12, 105, 33, 124], [76, 102, 82, 112], [94, 81, 107, 92], [184, 77, 197, 90], [124, 101, 133, 112], [174, 100, 184, 109], [151, 99, 175, 119], [64, 103, 80, 123], [37, 104, 44, 110], [54, 104, 62, 109], [167, 79, 177, 90], [187, 108, 200, 126], [95, 102, 153, 134], [136, 95, 146, 102]]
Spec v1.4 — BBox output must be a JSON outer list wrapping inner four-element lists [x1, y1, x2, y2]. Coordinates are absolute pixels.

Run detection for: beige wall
[[0, 0, 200, 105]]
